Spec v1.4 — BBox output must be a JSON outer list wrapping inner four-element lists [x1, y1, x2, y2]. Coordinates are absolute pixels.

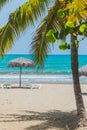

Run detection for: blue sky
[[0, 0, 87, 55]]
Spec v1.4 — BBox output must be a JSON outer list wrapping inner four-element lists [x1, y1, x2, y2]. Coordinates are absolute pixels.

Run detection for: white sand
[[0, 83, 87, 130]]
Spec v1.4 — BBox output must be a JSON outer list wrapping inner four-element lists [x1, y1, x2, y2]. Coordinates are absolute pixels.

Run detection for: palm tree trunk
[[71, 34, 87, 126]]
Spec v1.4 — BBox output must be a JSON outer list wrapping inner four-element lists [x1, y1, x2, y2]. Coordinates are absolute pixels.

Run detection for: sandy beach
[[0, 83, 87, 130]]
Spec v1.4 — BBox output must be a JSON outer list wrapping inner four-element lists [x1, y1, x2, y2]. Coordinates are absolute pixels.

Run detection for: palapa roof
[[79, 65, 87, 76], [8, 57, 34, 68]]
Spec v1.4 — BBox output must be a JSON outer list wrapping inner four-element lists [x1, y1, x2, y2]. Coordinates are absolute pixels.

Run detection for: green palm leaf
[[0, 0, 9, 9], [8, 0, 49, 33], [0, 23, 15, 55], [0, 0, 50, 55], [31, 1, 63, 68]]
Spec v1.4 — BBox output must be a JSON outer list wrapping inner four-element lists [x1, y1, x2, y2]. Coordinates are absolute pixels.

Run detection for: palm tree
[[31, 0, 87, 126], [0, 0, 87, 127]]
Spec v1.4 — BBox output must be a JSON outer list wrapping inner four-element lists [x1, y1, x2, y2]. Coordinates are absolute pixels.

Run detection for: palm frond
[[0, 0, 52, 55], [8, 0, 50, 34], [0, 0, 9, 9], [31, 1, 64, 68], [0, 23, 15, 55]]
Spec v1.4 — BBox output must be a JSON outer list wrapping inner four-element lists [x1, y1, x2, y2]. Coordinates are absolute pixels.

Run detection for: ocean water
[[0, 54, 87, 83]]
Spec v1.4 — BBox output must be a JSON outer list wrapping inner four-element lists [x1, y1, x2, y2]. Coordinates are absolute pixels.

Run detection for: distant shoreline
[[0, 54, 87, 84], [0, 73, 86, 84], [6, 54, 87, 56]]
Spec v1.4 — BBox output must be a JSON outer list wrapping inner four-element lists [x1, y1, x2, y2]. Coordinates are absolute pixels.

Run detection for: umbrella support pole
[[19, 67, 22, 87]]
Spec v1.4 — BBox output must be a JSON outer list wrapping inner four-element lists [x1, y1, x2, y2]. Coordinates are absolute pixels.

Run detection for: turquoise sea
[[0, 54, 87, 83]]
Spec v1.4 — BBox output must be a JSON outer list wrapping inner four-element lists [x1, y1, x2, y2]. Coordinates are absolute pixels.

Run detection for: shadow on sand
[[82, 93, 87, 96], [0, 110, 79, 130]]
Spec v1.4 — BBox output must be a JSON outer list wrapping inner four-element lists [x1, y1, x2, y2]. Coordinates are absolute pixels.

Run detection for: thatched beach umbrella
[[79, 65, 87, 76], [8, 57, 34, 87]]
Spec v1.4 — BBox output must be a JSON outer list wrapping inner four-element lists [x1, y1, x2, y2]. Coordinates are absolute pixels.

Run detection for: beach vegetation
[[46, 29, 57, 43], [59, 42, 67, 50]]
